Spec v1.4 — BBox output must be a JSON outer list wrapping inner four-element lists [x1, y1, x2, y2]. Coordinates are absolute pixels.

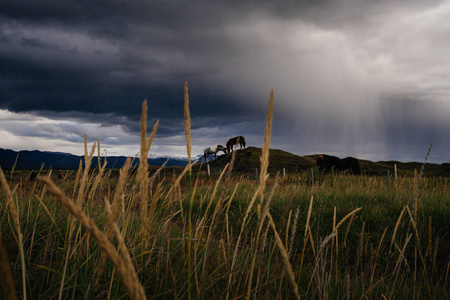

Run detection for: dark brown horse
[[226, 136, 246, 154], [314, 154, 361, 175]]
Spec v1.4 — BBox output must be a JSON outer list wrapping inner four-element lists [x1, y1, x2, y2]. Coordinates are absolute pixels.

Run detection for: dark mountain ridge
[[0, 148, 189, 170], [1, 147, 449, 176]]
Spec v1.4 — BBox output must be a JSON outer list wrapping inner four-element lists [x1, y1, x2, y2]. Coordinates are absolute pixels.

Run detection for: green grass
[[1, 166, 449, 299]]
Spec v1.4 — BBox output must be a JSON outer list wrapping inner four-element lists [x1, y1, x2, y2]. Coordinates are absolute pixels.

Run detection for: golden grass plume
[[37, 175, 146, 300], [184, 81, 192, 170]]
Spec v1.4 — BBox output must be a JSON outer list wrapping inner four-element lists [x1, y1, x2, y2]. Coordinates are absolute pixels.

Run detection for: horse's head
[[314, 154, 327, 171], [314, 154, 324, 165], [239, 136, 246, 148], [204, 147, 210, 160], [226, 139, 233, 153]]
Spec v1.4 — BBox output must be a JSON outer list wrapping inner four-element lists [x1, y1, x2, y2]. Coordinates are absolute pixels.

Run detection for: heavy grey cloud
[[1, 1, 449, 162]]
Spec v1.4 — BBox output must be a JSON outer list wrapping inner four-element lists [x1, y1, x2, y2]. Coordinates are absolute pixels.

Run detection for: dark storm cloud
[[0, 1, 264, 134], [1, 0, 449, 161]]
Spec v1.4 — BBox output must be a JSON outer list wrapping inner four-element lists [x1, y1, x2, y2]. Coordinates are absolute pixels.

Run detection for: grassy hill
[[205, 146, 450, 177], [208, 146, 314, 174]]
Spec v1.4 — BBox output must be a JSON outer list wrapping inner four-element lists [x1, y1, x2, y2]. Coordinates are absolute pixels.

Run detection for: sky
[[1, 1, 449, 163]]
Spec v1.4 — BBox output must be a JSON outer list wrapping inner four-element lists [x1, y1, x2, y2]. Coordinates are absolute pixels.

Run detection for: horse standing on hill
[[314, 154, 361, 175], [204, 145, 227, 162], [226, 136, 246, 154]]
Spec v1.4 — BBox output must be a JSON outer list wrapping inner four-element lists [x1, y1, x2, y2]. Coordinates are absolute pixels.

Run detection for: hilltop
[[204, 146, 450, 177], [205, 147, 314, 174]]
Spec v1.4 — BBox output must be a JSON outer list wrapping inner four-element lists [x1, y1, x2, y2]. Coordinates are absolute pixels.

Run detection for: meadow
[[1, 90, 449, 299]]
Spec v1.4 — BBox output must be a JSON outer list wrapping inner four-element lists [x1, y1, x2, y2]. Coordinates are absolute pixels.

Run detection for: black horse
[[314, 154, 361, 175], [226, 136, 246, 154]]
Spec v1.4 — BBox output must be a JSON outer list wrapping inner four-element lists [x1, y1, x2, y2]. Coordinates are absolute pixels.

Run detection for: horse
[[204, 144, 227, 162], [226, 136, 246, 154], [314, 154, 361, 175]]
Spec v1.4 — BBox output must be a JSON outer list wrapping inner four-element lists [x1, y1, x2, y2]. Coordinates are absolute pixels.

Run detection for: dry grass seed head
[[38, 176, 146, 300], [107, 158, 132, 239], [184, 81, 192, 169], [391, 206, 406, 249], [259, 89, 274, 191], [138, 100, 159, 247], [267, 211, 300, 300], [76, 138, 96, 207]]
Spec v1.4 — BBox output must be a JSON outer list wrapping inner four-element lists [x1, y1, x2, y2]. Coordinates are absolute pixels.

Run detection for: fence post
[[387, 170, 390, 192], [207, 164, 210, 176], [283, 168, 286, 178], [394, 164, 397, 179], [311, 168, 314, 186]]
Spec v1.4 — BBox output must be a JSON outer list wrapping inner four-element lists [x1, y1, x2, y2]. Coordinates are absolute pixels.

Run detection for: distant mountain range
[[1, 147, 449, 177], [0, 148, 190, 170]]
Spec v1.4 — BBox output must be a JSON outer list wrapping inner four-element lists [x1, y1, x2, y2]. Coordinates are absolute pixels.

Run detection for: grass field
[[1, 95, 449, 299]]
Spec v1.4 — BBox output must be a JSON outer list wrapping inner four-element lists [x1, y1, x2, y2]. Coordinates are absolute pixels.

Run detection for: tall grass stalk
[[138, 100, 159, 248], [188, 169, 200, 299], [87, 141, 107, 202], [95, 158, 132, 281], [9, 153, 19, 181], [390, 233, 413, 299], [247, 176, 279, 299], [258, 89, 274, 213], [58, 137, 96, 300], [0, 225, 18, 300], [37, 176, 146, 300], [184, 81, 192, 173], [411, 142, 433, 221], [0, 168, 26, 300], [227, 141, 238, 177], [148, 159, 168, 227], [299, 196, 314, 276], [267, 211, 301, 300]]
